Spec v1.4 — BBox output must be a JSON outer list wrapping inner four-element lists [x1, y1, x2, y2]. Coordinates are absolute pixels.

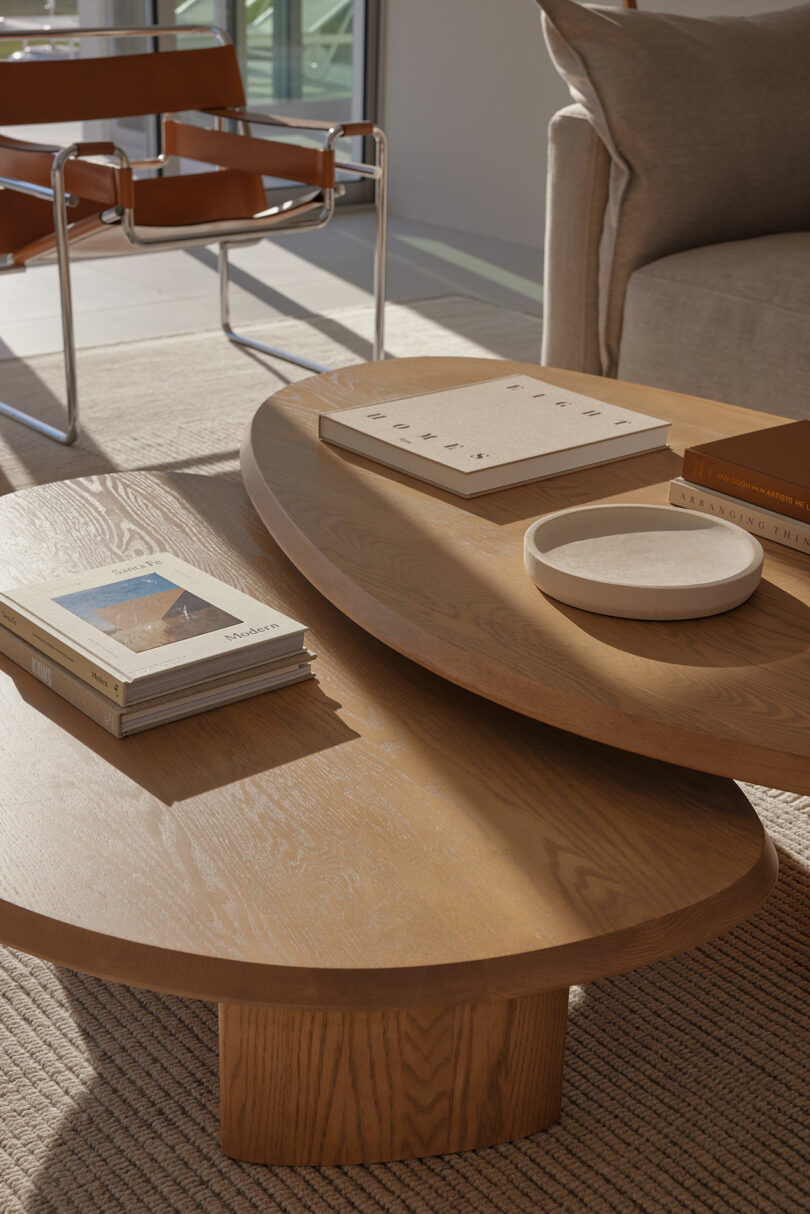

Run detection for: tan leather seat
[[0, 29, 387, 443]]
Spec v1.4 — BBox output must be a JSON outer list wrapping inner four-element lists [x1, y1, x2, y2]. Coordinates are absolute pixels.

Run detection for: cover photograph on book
[[53, 572, 243, 655], [0, 553, 308, 705]]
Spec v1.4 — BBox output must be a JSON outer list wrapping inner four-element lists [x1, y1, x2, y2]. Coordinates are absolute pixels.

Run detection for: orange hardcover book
[[682, 420, 810, 526]]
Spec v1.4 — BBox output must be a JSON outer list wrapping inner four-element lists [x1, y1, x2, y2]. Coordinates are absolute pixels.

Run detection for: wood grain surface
[[219, 989, 568, 1165], [0, 472, 776, 1009], [241, 357, 810, 792]]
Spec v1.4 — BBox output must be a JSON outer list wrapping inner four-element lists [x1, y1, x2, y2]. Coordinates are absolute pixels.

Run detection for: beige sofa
[[537, 0, 810, 417]]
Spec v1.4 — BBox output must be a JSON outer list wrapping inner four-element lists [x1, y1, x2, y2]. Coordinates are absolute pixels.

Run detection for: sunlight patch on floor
[[394, 233, 541, 304]]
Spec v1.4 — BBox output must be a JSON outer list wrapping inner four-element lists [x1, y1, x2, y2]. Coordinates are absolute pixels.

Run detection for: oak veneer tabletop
[[0, 471, 777, 1164], [242, 357, 810, 793]]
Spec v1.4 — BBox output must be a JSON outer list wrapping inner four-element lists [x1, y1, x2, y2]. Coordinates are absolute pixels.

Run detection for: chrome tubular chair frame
[[218, 118, 387, 375], [0, 25, 388, 445], [0, 143, 85, 444]]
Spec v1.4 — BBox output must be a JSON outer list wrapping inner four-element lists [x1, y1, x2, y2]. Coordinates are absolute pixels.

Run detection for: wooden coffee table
[[0, 471, 775, 1166], [241, 356, 810, 793]]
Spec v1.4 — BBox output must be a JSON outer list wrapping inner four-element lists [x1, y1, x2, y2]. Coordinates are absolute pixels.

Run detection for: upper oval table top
[[241, 357, 810, 793], [0, 472, 775, 1009]]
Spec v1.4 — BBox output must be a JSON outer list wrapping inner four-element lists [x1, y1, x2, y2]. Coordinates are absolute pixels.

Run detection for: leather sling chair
[[0, 25, 387, 444]]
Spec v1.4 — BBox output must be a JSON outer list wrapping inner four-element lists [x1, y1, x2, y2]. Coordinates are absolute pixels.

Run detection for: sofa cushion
[[617, 232, 810, 417], [533, 0, 810, 376]]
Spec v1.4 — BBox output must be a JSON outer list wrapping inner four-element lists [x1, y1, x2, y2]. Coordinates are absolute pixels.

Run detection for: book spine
[[0, 599, 127, 705], [667, 479, 810, 554], [0, 624, 123, 734], [682, 449, 810, 525]]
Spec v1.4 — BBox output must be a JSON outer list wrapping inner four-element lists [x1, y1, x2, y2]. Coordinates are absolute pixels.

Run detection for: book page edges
[[320, 421, 669, 497], [120, 669, 314, 735], [0, 602, 129, 704], [0, 621, 314, 735]]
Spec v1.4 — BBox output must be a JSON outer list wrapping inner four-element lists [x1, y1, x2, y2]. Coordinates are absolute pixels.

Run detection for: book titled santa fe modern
[[0, 623, 315, 736], [318, 375, 670, 497], [0, 553, 309, 707]]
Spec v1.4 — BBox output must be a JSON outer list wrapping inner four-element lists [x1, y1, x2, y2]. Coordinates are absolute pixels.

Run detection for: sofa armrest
[[541, 104, 610, 375]]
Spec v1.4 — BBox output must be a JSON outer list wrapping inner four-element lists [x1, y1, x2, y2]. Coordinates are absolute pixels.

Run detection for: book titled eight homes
[[0, 552, 308, 706], [318, 375, 670, 497]]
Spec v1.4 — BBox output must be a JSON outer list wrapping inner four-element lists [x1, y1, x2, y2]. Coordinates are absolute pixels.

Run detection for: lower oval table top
[[0, 472, 775, 1009], [241, 357, 810, 792]]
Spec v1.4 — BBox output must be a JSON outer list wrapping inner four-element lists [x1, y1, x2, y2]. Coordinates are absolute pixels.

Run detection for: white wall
[[380, 0, 565, 246], [380, 0, 806, 247]]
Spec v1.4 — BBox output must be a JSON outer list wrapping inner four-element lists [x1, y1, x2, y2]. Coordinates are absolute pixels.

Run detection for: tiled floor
[[0, 210, 542, 359]]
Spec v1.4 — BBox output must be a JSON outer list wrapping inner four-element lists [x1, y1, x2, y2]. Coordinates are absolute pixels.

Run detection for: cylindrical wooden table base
[[219, 988, 569, 1166]]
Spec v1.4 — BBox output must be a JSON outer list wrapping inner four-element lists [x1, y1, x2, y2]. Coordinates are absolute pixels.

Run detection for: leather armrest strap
[[73, 141, 118, 158], [164, 121, 335, 189], [204, 106, 375, 137], [0, 137, 132, 206], [0, 133, 60, 156]]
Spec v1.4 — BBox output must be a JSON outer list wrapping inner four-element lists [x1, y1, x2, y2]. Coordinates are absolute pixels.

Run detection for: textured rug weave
[[0, 296, 542, 495], [0, 299, 808, 1213]]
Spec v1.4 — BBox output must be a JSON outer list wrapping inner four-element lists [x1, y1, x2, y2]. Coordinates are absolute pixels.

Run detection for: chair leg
[[219, 243, 331, 375], [371, 127, 387, 363], [0, 157, 79, 445], [220, 128, 388, 372]]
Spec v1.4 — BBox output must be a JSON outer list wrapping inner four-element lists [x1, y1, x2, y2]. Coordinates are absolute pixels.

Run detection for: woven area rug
[[1, 298, 809, 1213], [0, 296, 542, 495]]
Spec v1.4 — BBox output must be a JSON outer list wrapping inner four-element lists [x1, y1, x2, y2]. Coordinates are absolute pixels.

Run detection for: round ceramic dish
[[523, 503, 764, 620]]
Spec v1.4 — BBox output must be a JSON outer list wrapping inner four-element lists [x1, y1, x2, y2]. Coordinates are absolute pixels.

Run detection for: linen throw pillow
[[534, 0, 810, 375]]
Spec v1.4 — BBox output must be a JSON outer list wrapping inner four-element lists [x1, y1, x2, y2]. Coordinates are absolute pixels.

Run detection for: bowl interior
[[528, 505, 760, 589]]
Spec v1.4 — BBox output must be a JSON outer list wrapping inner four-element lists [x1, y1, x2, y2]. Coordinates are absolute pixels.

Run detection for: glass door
[[245, 0, 361, 123], [0, 1, 378, 195], [167, 0, 367, 123], [171, 0, 376, 198]]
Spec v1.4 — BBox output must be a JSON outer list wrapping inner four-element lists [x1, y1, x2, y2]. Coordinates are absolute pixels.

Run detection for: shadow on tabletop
[[327, 440, 684, 527], [2, 654, 357, 803], [543, 574, 810, 668], [0, 470, 366, 804], [247, 391, 808, 712], [12, 839, 807, 1212], [157, 475, 780, 940]]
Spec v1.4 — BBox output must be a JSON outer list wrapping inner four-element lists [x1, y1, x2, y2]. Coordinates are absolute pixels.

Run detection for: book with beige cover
[[319, 374, 670, 496], [0, 623, 315, 735], [668, 477, 810, 555], [0, 552, 308, 706]]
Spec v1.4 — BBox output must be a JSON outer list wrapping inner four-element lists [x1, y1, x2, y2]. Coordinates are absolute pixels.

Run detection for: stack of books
[[0, 553, 314, 736], [668, 420, 810, 555]]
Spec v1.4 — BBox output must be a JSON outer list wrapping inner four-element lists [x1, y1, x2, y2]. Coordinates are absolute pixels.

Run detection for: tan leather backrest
[[0, 44, 245, 125]]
